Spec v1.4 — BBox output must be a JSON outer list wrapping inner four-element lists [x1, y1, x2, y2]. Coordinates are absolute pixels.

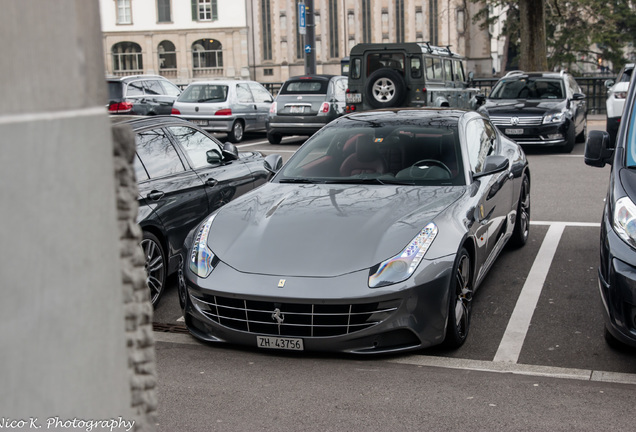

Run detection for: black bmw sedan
[[478, 71, 587, 153], [585, 70, 636, 348], [114, 116, 281, 305]]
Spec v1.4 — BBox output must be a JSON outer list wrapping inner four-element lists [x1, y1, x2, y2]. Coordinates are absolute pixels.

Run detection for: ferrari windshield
[[276, 116, 466, 186]]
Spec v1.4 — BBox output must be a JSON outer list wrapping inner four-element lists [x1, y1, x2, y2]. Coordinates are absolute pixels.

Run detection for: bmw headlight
[[613, 197, 636, 248], [189, 214, 216, 278], [542, 108, 567, 124], [369, 223, 438, 288]]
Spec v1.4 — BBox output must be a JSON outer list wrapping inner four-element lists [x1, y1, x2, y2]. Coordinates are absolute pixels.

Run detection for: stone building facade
[[100, 0, 493, 86]]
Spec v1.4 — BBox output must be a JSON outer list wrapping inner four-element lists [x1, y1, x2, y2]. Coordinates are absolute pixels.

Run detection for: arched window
[[192, 39, 223, 73], [158, 40, 177, 70], [112, 42, 143, 73]]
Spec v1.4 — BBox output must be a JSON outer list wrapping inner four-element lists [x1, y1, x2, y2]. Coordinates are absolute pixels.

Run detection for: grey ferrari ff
[[179, 108, 531, 354]]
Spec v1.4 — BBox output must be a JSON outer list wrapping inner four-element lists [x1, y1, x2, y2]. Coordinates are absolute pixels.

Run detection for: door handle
[[206, 178, 218, 186], [147, 191, 165, 200]]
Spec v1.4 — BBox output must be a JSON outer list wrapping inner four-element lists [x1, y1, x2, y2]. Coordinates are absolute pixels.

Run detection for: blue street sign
[[305, 45, 311, 53], [298, 3, 306, 35]]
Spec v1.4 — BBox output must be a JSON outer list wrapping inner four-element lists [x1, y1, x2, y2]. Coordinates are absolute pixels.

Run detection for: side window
[[160, 80, 182, 97], [443, 59, 452, 82], [465, 119, 495, 174], [426, 57, 443, 81], [168, 126, 222, 169], [334, 79, 347, 101], [143, 80, 164, 95], [351, 58, 361, 79], [410, 56, 422, 79], [236, 84, 254, 103], [135, 128, 185, 178], [453, 60, 465, 82], [126, 81, 144, 96], [248, 83, 273, 103]]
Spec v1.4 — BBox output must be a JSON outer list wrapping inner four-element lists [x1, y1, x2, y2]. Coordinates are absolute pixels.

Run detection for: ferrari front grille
[[191, 295, 400, 337]]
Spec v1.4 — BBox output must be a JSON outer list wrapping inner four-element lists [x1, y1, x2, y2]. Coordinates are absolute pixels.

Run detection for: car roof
[[339, 107, 472, 124], [500, 70, 570, 80], [106, 74, 169, 83], [109, 115, 192, 130], [285, 74, 344, 81], [185, 80, 256, 86]]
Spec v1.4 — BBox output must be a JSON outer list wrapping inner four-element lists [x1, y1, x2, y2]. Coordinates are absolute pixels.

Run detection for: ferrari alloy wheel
[[141, 231, 166, 306], [510, 174, 530, 248], [444, 248, 472, 348]]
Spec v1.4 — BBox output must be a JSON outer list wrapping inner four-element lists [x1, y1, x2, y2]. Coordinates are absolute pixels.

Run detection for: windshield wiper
[[197, 98, 223, 102], [278, 178, 323, 184], [325, 178, 387, 185]]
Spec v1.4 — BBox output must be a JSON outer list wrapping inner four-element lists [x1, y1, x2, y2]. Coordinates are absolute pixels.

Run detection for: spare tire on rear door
[[365, 68, 407, 109]]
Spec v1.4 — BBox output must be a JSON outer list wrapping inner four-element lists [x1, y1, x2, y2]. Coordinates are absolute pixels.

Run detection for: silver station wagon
[[172, 80, 274, 143]]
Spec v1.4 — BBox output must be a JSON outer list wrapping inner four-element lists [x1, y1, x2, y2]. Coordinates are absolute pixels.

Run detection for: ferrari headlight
[[613, 197, 636, 249], [542, 109, 567, 124], [189, 214, 216, 278], [369, 223, 438, 288]]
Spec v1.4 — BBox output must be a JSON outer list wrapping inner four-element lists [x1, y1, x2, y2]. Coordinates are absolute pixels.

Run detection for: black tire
[[364, 68, 407, 109], [561, 124, 575, 153], [141, 231, 166, 307], [509, 174, 530, 248], [227, 120, 244, 143], [267, 131, 282, 144], [576, 118, 587, 143], [443, 248, 472, 349]]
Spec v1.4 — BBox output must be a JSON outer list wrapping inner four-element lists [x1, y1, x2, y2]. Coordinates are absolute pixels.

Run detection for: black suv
[[478, 71, 587, 153], [107, 75, 182, 116]]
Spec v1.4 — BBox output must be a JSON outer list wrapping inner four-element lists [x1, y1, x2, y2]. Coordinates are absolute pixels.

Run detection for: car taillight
[[615, 92, 627, 99], [320, 102, 330, 113], [215, 109, 232, 115], [108, 102, 133, 113], [171, 107, 180, 115], [269, 101, 277, 114]]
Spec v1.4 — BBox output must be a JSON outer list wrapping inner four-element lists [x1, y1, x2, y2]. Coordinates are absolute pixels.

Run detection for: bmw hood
[[207, 183, 466, 277], [479, 99, 565, 116]]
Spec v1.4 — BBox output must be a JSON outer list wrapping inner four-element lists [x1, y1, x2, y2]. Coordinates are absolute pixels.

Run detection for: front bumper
[[180, 256, 456, 354], [598, 212, 636, 347], [494, 123, 569, 146]]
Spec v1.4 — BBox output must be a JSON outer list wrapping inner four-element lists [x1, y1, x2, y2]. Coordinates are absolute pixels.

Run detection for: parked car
[[585, 69, 636, 349], [107, 75, 181, 116], [179, 108, 530, 354], [478, 71, 587, 153], [265, 74, 348, 144], [172, 80, 274, 143], [605, 63, 634, 145], [111, 115, 282, 306], [344, 43, 482, 112]]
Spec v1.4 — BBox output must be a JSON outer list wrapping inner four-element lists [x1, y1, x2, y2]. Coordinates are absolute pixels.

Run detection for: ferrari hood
[[207, 183, 466, 277]]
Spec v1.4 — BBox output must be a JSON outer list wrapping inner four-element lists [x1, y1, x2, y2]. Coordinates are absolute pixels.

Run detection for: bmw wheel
[[227, 120, 244, 143], [141, 231, 166, 307], [510, 174, 530, 248], [444, 248, 472, 348]]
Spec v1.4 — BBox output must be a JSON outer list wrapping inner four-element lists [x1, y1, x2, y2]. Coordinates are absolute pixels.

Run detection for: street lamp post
[[304, 0, 316, 75]]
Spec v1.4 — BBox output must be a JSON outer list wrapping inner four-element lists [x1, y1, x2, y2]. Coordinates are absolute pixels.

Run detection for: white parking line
[[494, 222, 566, 363]]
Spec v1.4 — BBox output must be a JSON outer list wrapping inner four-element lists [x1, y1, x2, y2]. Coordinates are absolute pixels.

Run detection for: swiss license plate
[[505, 128, 524, 135], [257, 336, 304, 351], [192, 119, 208, 126], [290, 106, 305, 114], [346, 93, 362, 103]]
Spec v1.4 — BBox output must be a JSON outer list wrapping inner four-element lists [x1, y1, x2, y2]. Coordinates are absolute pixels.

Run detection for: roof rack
[[419, 42, 457, 57], [503, 70, 525, 77]]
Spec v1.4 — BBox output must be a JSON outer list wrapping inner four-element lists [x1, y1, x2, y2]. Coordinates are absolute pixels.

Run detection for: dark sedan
[[478, 71, 587, 153], [180, 108, 531, 354], [585, 69, 636, 349], [115, 116, 281, 305]]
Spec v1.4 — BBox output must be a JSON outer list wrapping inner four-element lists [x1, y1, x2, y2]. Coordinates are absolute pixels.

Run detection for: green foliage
[[472, 0, 636, 74]]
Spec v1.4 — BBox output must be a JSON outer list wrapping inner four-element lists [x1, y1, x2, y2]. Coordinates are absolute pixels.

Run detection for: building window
[[296, 0, 304, 59], [192, 39, 223, 69], [158, 40, 177, 70], [457, 9, 465, 34], [157, 0, 171, 22], [112, 42, 143, 72], [381, 10, 389, 35], [328, 0, 339, 58], [191, 0, 217, 22], [429, 0, 438, 45], [262, 0, 272, 60], [264, 68, 274, 76], [395, 0, 404, 43], [117, 0, 132, 24], [347, 11, 354, 36], [362, 0, 371, 43]]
